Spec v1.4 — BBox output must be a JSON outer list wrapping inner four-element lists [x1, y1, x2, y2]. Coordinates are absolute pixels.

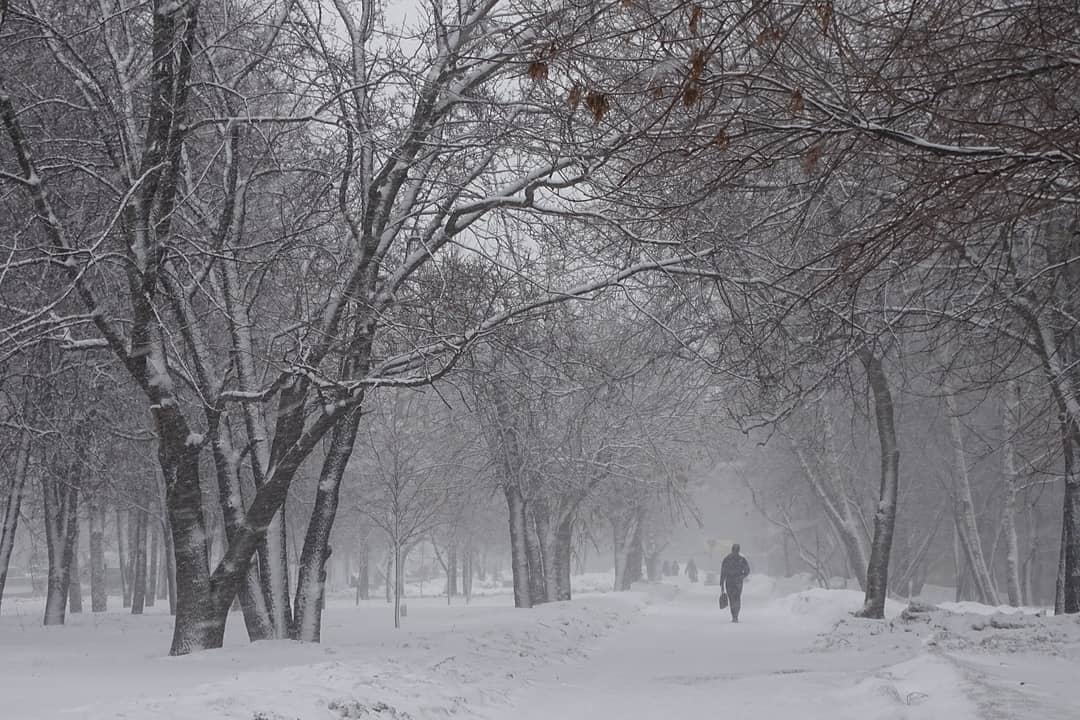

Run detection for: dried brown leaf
[[689, 48, 709, 81], [682, 83, 702, 107], [585, 91, 610, 123], [790, 88, 805, 113], [568, 84, 583, 110], [527, 60, 549, 81], [689, 4, 703, 34]]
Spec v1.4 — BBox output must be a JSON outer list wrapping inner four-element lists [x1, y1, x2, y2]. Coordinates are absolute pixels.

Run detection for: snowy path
[[503, 585, 978, 720], [7, 578, 1078, 719]]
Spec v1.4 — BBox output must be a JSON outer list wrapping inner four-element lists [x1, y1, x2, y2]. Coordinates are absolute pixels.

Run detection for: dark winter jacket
[[720, 553, 750, 591]]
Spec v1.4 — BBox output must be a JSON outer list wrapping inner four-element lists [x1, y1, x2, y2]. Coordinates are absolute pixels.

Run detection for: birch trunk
[[1001, 382, 1023, 606], [792, 440, 869, 590], [855, 348, 900, 620], [0, 430, 32, 614], [946, 391, 999, 606], [292, 405, 362, 641]]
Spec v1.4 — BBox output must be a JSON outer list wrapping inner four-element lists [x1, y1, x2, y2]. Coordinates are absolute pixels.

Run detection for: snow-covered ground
[[2, 574, 1079, 719]]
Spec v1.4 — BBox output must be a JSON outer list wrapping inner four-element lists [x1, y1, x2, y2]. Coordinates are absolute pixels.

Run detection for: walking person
[[685, 558, 699, 583], [719, 544, 750, 622]]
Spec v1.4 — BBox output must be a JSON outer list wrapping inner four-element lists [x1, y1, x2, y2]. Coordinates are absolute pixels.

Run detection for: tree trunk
[[555, 517, 573, 601], [792, 434, 870, 591], [463, 543, 474, 602], [159, 426, 220, 655], [1001, 382, 1023, 606], [524, 505, 547, 604], [531, 502, 556, 604], [291, 406, 361, 642], [131, 507, 149, 614], [505, 485, 533, 608], [68, 528, 83, 614], [447, 544, 458, 597], [147, 523, 159, 607], [624, 512, 645, 589], [260, 512, 292, 637], [393, 542, 403, 629], [116, 507, 130, 608], [357, 537, 370, 603], [855, 348, 900, 620], [0, 430, 32, 614], [385, 550, 393, 603], [1058, 418, 1080, 614], [163, 513, 177, 614], [89, 494, 107, 612], [43, 456, 81, 626], [207, 415, 273, 640], [946, 390, 999, 606], [645, 550, 662, 582], [612, 514, 628, 592]]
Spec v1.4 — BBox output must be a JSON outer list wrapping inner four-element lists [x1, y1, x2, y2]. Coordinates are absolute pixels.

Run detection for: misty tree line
[[0, 0, 1077, 655]]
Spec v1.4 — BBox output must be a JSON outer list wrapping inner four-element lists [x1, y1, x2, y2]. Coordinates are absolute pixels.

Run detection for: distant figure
[[719, 543, 750, 622], [661, 560, 672, 577], [671, 560, 680, 576], [685, 558, 699, 583]]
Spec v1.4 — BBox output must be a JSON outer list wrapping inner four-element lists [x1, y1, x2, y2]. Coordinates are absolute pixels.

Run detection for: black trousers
[[726, 582, 743, 620]]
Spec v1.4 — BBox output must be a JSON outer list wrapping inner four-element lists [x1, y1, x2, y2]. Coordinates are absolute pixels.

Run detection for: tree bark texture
[[505, 485, 533, 608], [292, 405, 362, 641], [116, 507, 130, 608], [68, 532, 83, 614], [855, 348, 900, 620], [0, 430, 32, 614], [42, 454, 81, 626], [147, 524, 159, 607], [207, 413, 273, 641]]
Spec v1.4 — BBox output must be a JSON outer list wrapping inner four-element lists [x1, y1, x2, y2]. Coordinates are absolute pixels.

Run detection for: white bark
[[1001, 382, 1023, 606], [946, 390, 999, 606]]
